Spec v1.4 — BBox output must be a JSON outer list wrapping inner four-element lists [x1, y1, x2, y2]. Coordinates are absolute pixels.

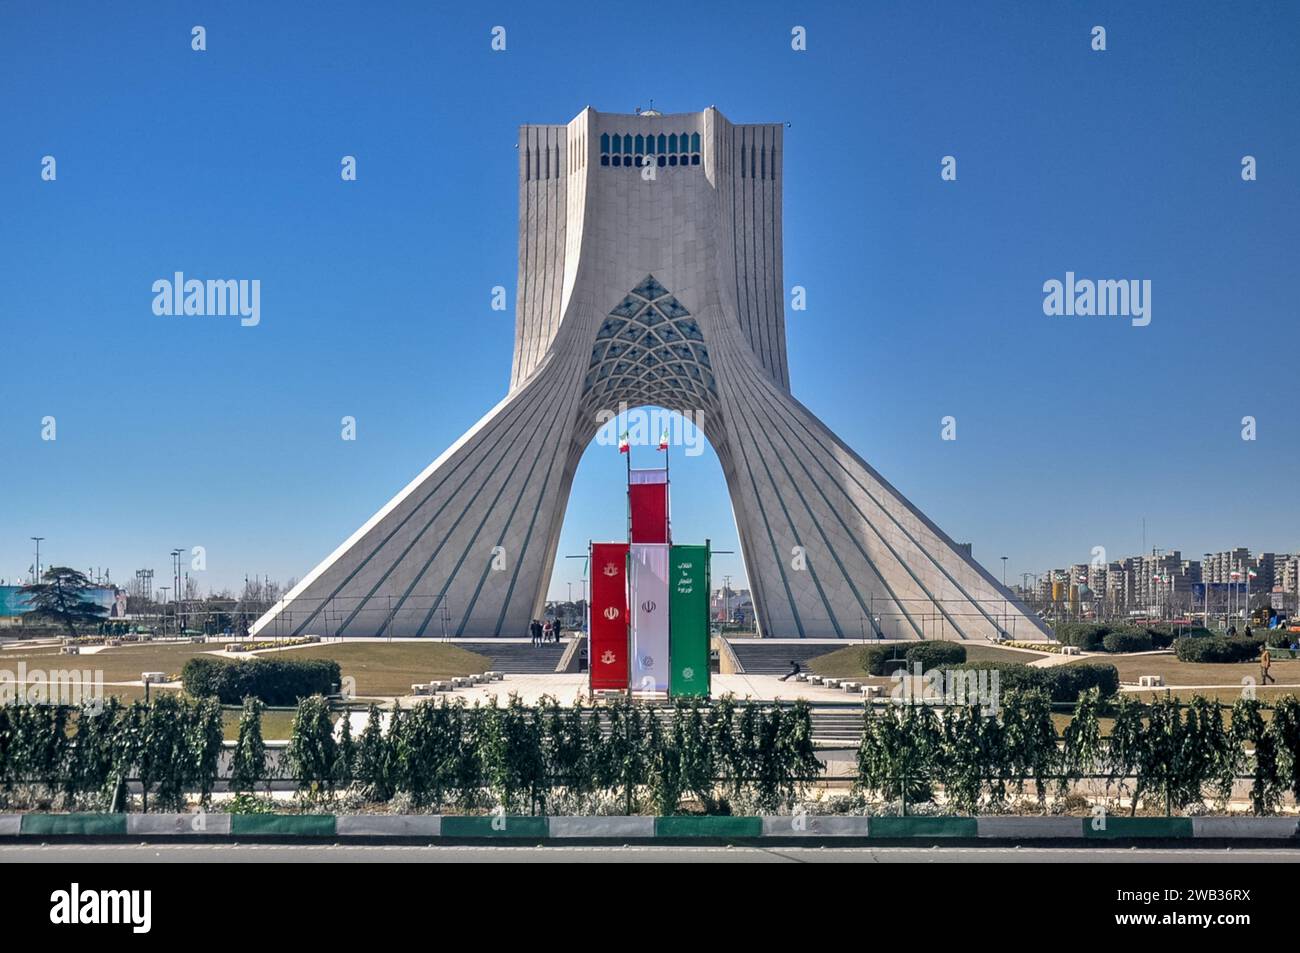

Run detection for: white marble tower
[[252, 107, 1050, 641]]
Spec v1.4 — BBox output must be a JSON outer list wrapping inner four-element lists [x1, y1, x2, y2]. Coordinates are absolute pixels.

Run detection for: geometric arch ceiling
[[581, 274, 717, 414]]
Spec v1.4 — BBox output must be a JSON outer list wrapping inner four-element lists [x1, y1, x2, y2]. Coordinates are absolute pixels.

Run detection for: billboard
[[0, 585, 121, 619]]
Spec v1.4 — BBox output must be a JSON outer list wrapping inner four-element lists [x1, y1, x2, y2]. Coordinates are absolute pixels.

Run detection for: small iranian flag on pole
[[618, 431, 630, 453], [658, 428, 669, 451]]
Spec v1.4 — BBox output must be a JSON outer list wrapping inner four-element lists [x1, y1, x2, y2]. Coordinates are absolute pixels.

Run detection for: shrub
[[181, 656, 341, 705], [859, 642, 966, 675], [1101, 629, 1153, 654], [1144, 624, 1210, 648], [286, 695, 337, 799], [905, 641, 967, 671], [229, 697, 267, 795], [948, 661, 1119, 702], [1054, 623, 1110, 652], [1174, 636, 1264, 664], [860, 645, 908, 676]]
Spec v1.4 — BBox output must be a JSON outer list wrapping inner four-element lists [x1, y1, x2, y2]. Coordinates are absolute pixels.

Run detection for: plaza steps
[[727, 641, 844, 675], [457, 641, 567, 674]]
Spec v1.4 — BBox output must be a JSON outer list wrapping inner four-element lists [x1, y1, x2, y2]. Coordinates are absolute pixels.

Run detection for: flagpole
[[664, 429, 671, 544]]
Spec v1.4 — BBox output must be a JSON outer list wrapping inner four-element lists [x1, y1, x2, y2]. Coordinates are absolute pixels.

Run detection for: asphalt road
[[3, 844, 1299, 862]]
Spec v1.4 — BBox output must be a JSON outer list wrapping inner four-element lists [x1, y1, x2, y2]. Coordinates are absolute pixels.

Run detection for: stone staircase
[[727, 641, 840, 674], [458, 640, 567, 674]]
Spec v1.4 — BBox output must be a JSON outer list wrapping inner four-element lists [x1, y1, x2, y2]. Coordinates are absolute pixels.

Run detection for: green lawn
[[220, 707, 304, 741], [0, 639, 490, 702], [270, 642, 491, 696], [1062, 653, 1300, 688], [0, 641, 216, 681]]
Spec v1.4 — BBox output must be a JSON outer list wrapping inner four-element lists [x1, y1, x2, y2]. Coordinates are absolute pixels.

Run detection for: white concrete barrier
[[976, 816, 1083, 839], [549, 816, 655, 838], [336, 815, 442, 837], [1191, 817, 1299, 839], [760, 816, 871, 836], [127, 813, 232, 835]]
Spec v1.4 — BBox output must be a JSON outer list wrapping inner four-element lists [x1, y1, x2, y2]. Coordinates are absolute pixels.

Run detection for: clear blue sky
[[2, 0, 1297, 599]]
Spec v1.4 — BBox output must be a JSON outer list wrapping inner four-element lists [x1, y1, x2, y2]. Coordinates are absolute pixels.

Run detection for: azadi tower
[[253, 107, 1050, 642]]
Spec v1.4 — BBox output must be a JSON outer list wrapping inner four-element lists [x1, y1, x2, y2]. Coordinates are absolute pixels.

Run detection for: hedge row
[[280, 695, 824, 815], [0, 695, 823, 817], [948, 661, 1119, 703], [861, 641, 967, 675], [1174, 635, 1267, 664], [857, 690, 1300, 814], [1054, 622, 1208, 652], [0, 695, 224, 812], [181, 656, 341, 705]]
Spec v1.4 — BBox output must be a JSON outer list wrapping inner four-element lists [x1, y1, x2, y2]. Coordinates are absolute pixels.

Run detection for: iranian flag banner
[[669, 544, 710, 697], [629, 542, 670, 693], [628, 468, 669, 544], [589, 542, 629, 691]]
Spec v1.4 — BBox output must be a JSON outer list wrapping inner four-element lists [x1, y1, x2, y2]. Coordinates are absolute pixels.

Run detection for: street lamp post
[[30, 537, 44, 583], [1001, 556, 1008, 587], [159, 587, 170, 634]]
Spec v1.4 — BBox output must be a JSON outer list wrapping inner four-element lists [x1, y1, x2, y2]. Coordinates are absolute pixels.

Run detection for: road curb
[[126, 813, 232, 836], [2, 813, 1297, 842]]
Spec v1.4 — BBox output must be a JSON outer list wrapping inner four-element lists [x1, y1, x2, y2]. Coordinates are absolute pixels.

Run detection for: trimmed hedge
[[1174, 635, 1265, 664], [1055, 621, 1202, 652], [181, 656, 341, 705], [949, 660, 1119, 702], [1054, 623, 1110, 652], [1102, 630, 1152, 654], [860, 642, 967, 676]]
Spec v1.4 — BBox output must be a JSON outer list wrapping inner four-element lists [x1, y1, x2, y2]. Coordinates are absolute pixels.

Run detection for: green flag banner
[[669, 544, 710, 697]]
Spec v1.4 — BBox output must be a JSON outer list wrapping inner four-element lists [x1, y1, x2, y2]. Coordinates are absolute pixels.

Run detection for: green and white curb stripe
[[0, 814, 1297, 840]]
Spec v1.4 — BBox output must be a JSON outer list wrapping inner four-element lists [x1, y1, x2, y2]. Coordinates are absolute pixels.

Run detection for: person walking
[[1260, 646, 1275, 685], [552, 616, 563, 643], [530, 618, 542, 646], [542, 619, 553, 644], [778, 659, 801, 682]]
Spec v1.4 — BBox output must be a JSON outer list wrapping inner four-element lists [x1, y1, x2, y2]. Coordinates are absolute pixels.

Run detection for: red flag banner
[[628, 468, 669, 544], [589, 542, 630, 691]]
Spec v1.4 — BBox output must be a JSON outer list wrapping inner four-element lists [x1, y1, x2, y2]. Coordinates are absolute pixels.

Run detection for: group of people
[[529, 617, 563, 645]]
